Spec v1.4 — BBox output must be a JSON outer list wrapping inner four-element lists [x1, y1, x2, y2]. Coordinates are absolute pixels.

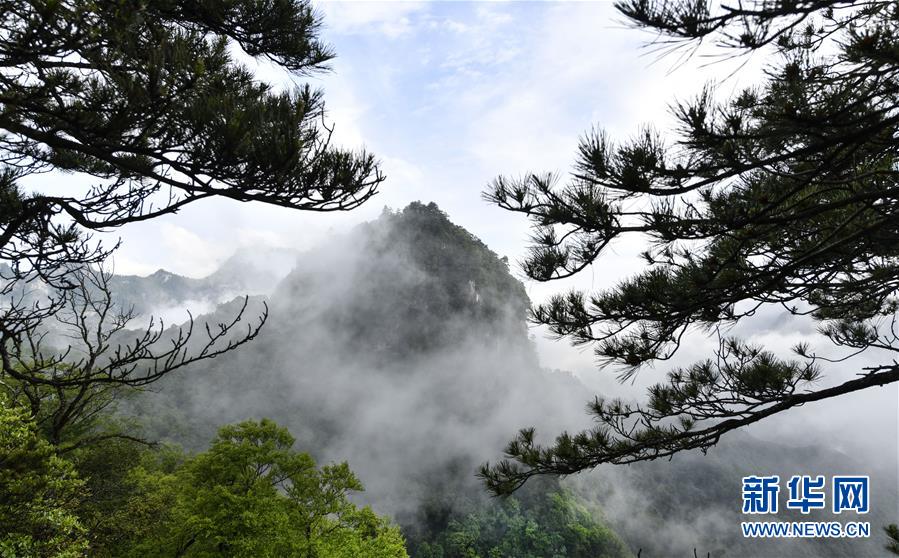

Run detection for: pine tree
[[482, 0, 899, 493], [0, 0, 382, 283], [0, 1, 382, 432]]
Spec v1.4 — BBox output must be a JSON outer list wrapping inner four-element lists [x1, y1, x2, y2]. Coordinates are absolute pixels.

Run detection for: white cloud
[[234, 227, 293, 249], [316, 1, 427, 38], [158, 223, 231, 277], [109, 255, 159, 277], [321, 72, 369, 149]]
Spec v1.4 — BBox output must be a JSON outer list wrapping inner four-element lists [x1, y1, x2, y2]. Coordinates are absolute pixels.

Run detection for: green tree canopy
[[120, 419, 407, 558], [482, 0, 899, 493], [414, 486, 631, 558], [0, 394, 87, 558]]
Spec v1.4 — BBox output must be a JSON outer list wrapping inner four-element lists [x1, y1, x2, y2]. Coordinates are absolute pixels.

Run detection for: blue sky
[[109, 1, 734, 283]]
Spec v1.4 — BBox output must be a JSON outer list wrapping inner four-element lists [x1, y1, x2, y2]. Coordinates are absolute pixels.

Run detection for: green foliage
[[0, 395, 87, 558], [413, 488, 631, 558], [116, 419, 407, 558], [66, 437, 157, 557], [314, 507, 409, 558]]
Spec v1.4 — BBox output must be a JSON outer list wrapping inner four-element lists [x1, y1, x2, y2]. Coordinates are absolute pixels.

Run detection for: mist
[[115, 203, 898, 557], [128, 204, 595, 514]]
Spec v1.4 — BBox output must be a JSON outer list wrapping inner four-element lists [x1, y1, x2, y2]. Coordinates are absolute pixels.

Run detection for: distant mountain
[[109, 246, 298, 317], [206, 245, 300, 293]]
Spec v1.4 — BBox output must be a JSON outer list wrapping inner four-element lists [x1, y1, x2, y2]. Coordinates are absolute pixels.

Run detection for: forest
[[2, 1, 899, 557]]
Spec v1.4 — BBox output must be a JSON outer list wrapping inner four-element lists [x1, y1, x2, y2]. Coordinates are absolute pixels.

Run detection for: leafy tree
[[482, 0, 899, 492], [120, 419, 407, 558], [72, 442, 147, 555], [0, 394, 87, 557], [313, 507, 410, 558], [1, 2, 384, 548]]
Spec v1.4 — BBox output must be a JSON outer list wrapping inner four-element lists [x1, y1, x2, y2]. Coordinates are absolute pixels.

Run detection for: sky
[[41, 2, 897, 470], [108, 1, 765, 283]]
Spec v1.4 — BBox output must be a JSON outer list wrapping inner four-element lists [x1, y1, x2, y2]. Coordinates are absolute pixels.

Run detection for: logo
[[740, 474, 871, 539]]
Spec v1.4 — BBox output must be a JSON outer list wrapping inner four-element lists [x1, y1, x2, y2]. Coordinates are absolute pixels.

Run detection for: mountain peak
[[276, 201, 532, 362]]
